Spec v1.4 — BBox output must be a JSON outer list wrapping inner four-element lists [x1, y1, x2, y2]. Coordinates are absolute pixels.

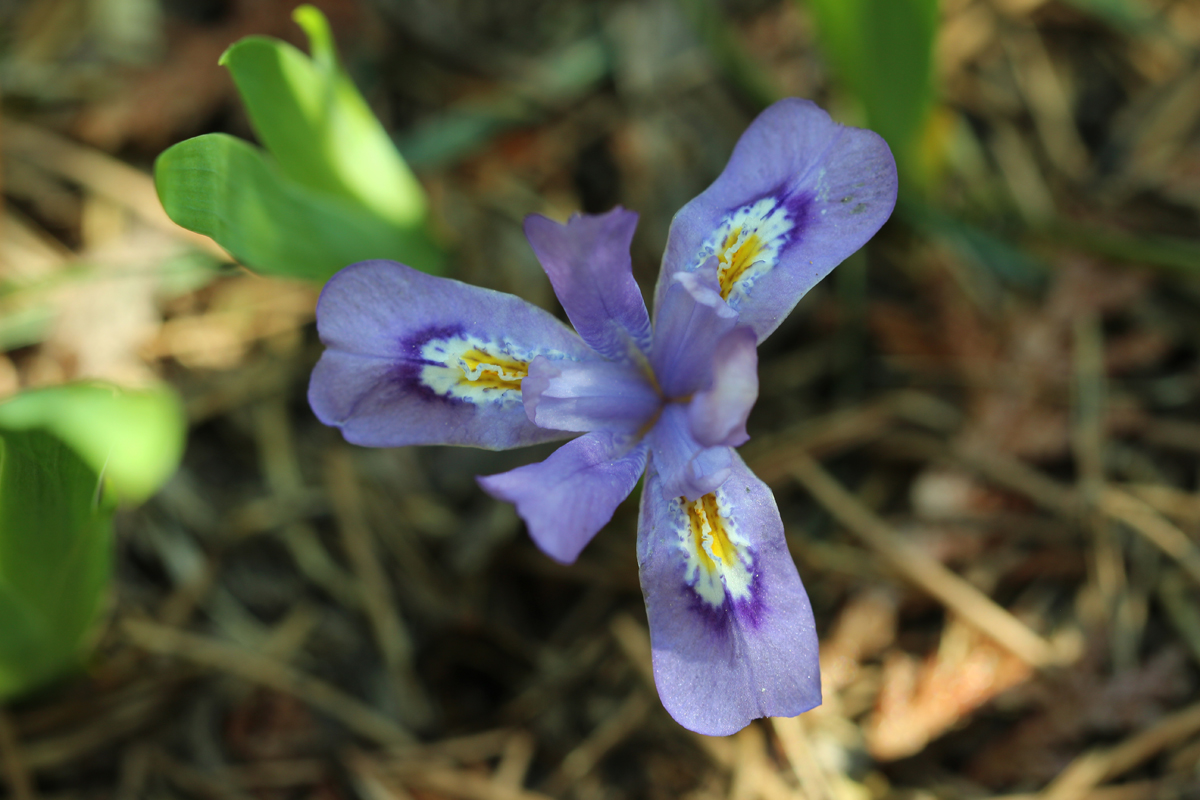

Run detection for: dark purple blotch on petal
[[389, 323, 468, 405]]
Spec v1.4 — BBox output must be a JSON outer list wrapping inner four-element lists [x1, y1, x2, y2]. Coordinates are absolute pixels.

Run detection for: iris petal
[[636, 451, 821, 736], [650, 257, 738, 399], [649, 404, 732, 502], [479, 432, 648, 564], [687, 326, 758, 448], [656, 98, 898, 343], [522, 356, 660, 434], [309, 260, 595, 449], [525, 209, 654, 363]]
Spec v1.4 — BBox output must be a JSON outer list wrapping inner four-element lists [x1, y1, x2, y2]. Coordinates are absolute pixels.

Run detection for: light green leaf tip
[[0, 382, 186, 505], [218, 5, 427, 228], [158, 4, 442, 282]]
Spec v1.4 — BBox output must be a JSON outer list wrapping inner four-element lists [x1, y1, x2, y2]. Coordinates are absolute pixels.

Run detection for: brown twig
[[1, 117, 228, 259], [0, 710, 37, 800], [543, 690, 651, 794], [324, 447, 430, 726], [770, 716, 836, 800], [121, 617, 413, 746], [1098, 487, 1200, 587], [788, 450, 1061, 669], [1039, 701, 1200, 800]]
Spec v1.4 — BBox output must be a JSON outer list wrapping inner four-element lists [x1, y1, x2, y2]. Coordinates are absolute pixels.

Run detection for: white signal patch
[[693, 196, 796, 304], [419, 334, 535, 406], [675, 488, 754, 607]]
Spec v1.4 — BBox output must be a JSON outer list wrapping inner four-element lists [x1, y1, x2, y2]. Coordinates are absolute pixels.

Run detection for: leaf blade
[[0, 430, 112, 701], [0, 382, 186, 505], [155, 133, 442, 281], [219, 6, 427, 228]]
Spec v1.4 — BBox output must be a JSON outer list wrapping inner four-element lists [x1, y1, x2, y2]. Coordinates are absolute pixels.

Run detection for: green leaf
[[155, 133, 442, 282], [0, 382, 186, 505], [219, 5, 426, 229], [805, 0, 939, 187], [0, 429, 112, 701]]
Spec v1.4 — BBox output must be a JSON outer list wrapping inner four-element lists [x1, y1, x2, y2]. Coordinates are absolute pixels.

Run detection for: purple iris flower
[[309, 99, 897, 735]]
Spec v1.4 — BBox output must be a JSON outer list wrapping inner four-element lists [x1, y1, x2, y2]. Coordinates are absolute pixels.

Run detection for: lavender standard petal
[[309, 259, 595, 449], [687, 326, 758, 448], [648, 403, 732, 502], [650, 257, 738, 399], [478, 433, 649, 564], [636, 452, 821, 736], [522, 356, 661, 434], [525, 209, 653, 363], [655, 99, 897, 343]]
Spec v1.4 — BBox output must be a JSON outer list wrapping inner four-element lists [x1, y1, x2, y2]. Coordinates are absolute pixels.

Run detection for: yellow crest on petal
[[419, 334, 533, 404], [702, 197, 798, 303], [678, 489, 754, 607]]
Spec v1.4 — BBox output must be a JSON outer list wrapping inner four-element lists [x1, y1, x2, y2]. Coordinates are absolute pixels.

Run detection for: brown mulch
[[3, 0, 1200, 798]]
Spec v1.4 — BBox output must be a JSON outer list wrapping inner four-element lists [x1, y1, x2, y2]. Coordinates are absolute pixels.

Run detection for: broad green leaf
[[219, 5, 426, 228], [0, 429, 112, 701], [0, 382, 185, 505], [155, 133, 442, 282], [805, 0, 939, 187]]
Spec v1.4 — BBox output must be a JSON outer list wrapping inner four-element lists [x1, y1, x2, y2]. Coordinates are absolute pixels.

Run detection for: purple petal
[[687, 326, 758, 448], [478, 433, 649, 564], [309, 260, 597, 449], [648, 403, 732, 502], [656, 98, 898, 342], [650, 257, 738, 399], [525, 209, 653, 363], [522, 356, 661, 434], [636, 451, 821, 736]]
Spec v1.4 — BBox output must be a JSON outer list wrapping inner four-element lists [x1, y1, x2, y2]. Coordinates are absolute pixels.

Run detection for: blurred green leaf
[[805, 0, 939, 187], [399, 36, 610, 168], [220, 5, 426, 228], [0, 429, 112, 701], [0, 382, 186, 505], [1062, 0, 1154, 29], [0, 304, 55, 352], [903, 200, 1047, 293], [1043, 223, 1200, 276], [156, 133, 442, 282]]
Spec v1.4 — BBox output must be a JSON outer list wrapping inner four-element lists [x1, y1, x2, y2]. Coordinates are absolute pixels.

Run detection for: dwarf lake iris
[[308, 98, 897, 735]]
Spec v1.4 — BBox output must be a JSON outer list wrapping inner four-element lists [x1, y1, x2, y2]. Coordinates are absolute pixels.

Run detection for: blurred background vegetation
[[2, 0, 1200, 798]]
